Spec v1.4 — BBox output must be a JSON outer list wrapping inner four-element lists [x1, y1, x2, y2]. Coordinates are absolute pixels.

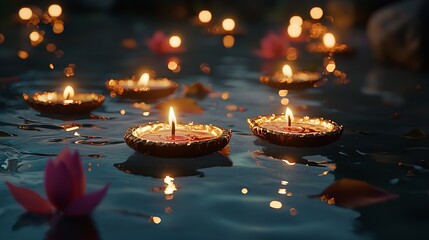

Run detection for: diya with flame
[[260, 64, 322, 90], [307, 32, 353, 55], [248, 107, 343, 147], [23, 86, 105, 115], [106, 73, 178, 101], [124, 107, 231, 157]]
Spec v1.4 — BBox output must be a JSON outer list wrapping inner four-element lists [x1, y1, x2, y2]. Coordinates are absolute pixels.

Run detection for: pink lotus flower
[[6, 148, 109, 216], [254, 32, 290, 60], [145, 31, 185, 54]]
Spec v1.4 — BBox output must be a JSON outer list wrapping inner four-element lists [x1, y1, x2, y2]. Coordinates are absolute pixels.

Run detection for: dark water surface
[[1, 15, 429, 240]]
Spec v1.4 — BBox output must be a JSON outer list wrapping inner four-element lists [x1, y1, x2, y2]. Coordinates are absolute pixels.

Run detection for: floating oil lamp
[[206, 18, 245, 35], [260, 64, 322, 90], [106, 72, 178, 101], [124, 107, 231, 158], [307, 32, 352, 55], [23, 85, 105, 115], [248, 107, 343, 147]]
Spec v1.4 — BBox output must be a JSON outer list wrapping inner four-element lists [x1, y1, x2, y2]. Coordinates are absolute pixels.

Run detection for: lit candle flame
[[285, 107, 294, 126], [323, 33, 336, 48], [138, 73, 150, 87], [169, 106, 177, 138], [222, 18, 236, 31], [164, 176, 177, 195], [169, 36, 181, 48], [63, 86, 75, 99], [198, 10, 212, 23], [282, 64, 293, 78]]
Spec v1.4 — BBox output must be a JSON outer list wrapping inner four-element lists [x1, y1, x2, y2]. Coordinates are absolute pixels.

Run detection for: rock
[[367, 0, 429, 70]]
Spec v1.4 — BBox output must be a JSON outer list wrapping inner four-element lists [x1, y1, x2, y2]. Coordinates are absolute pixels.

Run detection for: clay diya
[[23, 86, 104, 115], [260, 64, 322, 90], [307, 32, 353, 55], [124, 107, 231, 157], [106, 73, 178, 101], [248, 107, 343, 147]]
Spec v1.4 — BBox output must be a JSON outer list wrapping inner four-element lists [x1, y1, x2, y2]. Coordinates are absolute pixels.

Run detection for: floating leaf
[[314, 178, 398, 208], [0, 131, 16, 137], [157, 98, 204, 114], [183, 82, 211, 100], [402, 129, 427, 139], [6, 182, 55, 214]]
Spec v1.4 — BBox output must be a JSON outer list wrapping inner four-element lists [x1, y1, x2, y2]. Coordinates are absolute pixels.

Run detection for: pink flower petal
[[45, 160, 73, 210], [6, 182, 55, 214], [145, 30, 184, 54], [61, 149, 86, 200], [316, 178, 398, 208], [56, 147, 71, 163], [254, 32, 289, 60], [63, 184, 110, 216]]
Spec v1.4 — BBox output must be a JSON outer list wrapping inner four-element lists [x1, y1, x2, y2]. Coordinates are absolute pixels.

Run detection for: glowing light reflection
[[164, 176, 177, 195], [270, 201, 282, 209], [223, 35, 235, 48]]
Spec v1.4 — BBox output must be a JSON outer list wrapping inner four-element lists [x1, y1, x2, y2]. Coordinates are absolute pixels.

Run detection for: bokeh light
[[0, 33, 5, 44], [17, 50, 29, 59], [19, 7, 32, 20], [169, 36, 181, 48], [222, 18, 236, 31], [48, 4, 62, 17], [168, 61, 178, 71], [198, 10, 212, 23], [326, 60, 336, 72], [29, 31, 40, 42], [287, 24, 302, 38], [310, 7, 323, 20], [289, 16, 303, 26], [323, 33, 336, 48], [53, 20, 64, 34], [46, 43, 57, 52]]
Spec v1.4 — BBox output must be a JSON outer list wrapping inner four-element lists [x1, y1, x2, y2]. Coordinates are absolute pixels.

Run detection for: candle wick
[[288, 115, 291, 127], [171, 120, 176, 139]]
